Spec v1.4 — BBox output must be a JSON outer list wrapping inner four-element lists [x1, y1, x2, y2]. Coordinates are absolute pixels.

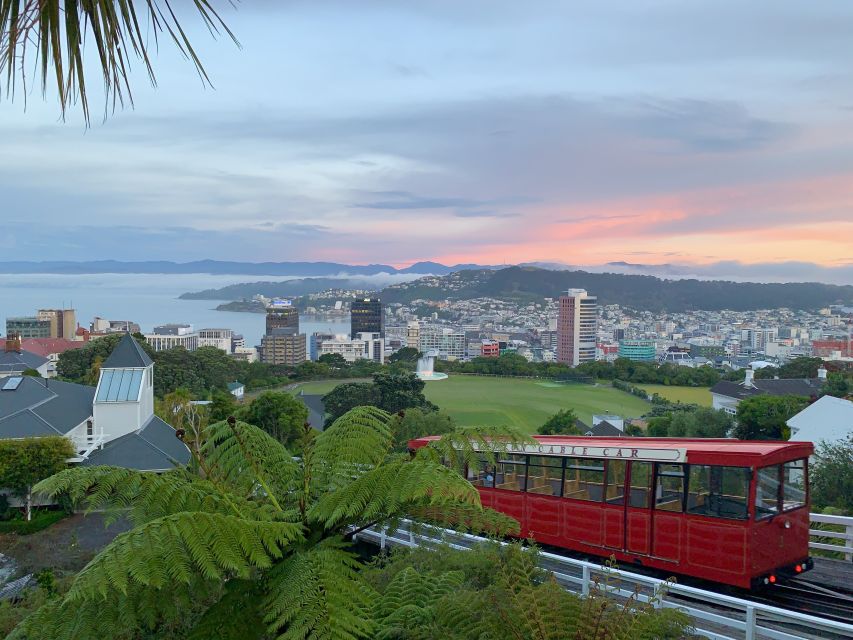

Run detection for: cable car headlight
[[784, 520, 791, 529]]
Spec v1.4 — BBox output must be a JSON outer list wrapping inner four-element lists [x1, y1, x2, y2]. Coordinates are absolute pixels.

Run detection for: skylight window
[[1, 377, 23, 390], [96, 369, 143, 402]]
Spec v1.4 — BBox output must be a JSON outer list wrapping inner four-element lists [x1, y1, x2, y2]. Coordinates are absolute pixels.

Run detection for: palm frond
[[0, 0, 239, 122], [265, 538, 375, 640], [64, 512, 302, 601], [202, 418, 301, 510], [309, 458, 480, 531]]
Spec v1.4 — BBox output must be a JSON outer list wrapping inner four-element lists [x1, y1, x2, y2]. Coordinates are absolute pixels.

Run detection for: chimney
[[817, 365, 828, 380], [743, 367, 755, 388], [4, 332, 21, 353]]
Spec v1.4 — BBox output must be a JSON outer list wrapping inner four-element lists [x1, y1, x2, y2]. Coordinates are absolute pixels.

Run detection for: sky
[[1, 1, 853, 281]]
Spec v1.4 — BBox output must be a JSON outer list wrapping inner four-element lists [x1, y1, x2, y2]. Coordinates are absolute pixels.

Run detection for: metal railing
[[810, 513, 853, 562], [355, 521, 853, 640]]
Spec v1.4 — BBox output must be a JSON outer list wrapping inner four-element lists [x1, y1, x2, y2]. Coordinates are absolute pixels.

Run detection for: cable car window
[[782, 460, 806, 511], [564, 458, 605, 501], [527, 456, 563, 496], [688, 465, 749, 519], [605, 460, 626, 505], [468, 457, 495, 488], [495, 454, 526, 491], [629, 461, 653, 508], [655, 464, 685, 512], [755, 466, 781, 519]]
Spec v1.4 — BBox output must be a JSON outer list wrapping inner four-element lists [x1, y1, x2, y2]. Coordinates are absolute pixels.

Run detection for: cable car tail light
[[768, 575, 777, 584], [795, 564, 803, 573]]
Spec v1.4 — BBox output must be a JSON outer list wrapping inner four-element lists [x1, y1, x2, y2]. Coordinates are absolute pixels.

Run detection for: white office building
[[418, 325, 465, 360], [198, 328, 233, 353]]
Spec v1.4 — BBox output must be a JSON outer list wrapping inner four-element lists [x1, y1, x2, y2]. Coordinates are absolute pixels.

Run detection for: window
[[468, 457, 495, 488], [563, 458, 605, 501], [605, 460, 626, 505], [526, 455, 563, 496], [689, 465, 749, 520], [86, 420, 93, 437], [783, 460, 807, 511], [95, 369, 144, 402], [655, 464, 685, 512], [755, 466, 781, 519], [629, 461, 653, 508], [495, 454, 526, 491]]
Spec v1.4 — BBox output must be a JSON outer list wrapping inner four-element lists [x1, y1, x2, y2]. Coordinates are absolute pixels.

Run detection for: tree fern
[[414, 424, 534, 473], [15, 407, 534, 639], [264, 538, 375, 640]]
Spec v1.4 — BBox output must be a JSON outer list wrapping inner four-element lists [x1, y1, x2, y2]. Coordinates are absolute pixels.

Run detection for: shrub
[[0, 509, 67, 535]]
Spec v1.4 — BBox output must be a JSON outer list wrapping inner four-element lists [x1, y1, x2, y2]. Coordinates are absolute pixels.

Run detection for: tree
[[318, 353, 349, 369], [388, 347, 421, 365], [0, 2, 237, 122], [391, 408, 455, 452], [209, 390, 239, 422], [21, 368, 41, 377], [666, 408, 733, 438], [0, 437, 74, 521], [538, 409, 581, 435], [156, 388, 208, 462], [733, 395, 809, 440], [239, 391, 308, 448], [16, 410, 523, 639], [810, 436, 853, 513], [821, 373, 850, 399], [372, 371, 436, 415], [323, 383, 381, 423]]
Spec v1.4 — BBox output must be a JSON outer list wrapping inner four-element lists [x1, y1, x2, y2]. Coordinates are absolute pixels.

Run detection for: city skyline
[[1, 1, 852, 272]]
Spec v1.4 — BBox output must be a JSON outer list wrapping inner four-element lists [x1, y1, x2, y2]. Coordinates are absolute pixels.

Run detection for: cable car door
[[625, 461, 652, 555]]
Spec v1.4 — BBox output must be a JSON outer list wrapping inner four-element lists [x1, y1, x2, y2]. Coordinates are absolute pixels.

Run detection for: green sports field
[[422, 376, 650, 433], [634, 384, 712, 406]]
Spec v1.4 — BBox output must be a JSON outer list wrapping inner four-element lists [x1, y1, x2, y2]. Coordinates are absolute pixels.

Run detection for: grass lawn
[[288, 379, 372, 397], [422, 376, 651, 433], [634, 384, 712, 406]]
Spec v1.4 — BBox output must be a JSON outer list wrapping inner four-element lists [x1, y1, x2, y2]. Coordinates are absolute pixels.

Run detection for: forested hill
[[379, 266, 853, 311]]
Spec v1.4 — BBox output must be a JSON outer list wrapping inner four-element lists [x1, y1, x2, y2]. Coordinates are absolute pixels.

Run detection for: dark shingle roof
[[83, 415, 190, 470], [711, 378, 824, 401], [585, 421, 627, 437], [299, 394, 326, 431], [103, 334, 153, 369], [0, 377, 94, 439], [0, 349, 48, 374]]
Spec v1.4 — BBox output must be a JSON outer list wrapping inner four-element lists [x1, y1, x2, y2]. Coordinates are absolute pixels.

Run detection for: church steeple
[[93, 334, 154, 439]]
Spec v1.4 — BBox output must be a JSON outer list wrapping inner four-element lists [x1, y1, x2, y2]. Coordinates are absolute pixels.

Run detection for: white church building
[[0, 334, 190, 470]]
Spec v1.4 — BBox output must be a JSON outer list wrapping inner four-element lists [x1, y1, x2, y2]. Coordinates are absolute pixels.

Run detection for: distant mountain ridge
[[0, 260, 498, 276], [181, 266, 853, 312], [378, 266, 853, 311]]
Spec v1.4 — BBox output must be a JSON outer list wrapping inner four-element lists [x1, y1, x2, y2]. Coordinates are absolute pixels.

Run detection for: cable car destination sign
[[485, 443, 687, 463]]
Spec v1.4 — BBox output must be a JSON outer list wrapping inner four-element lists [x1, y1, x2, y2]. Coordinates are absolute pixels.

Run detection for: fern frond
[[415, 425, 535, 474], [265, 538, 375, 640], [373, 567, 464, 639], [64, 513, 303, 601], [34, 466, 278, 525], [203, 419, 301, 508], [309, 406, 394, 491], [407, 503, 520, 537], [187, 578, 267, 640], [309, 459, 480, 531]]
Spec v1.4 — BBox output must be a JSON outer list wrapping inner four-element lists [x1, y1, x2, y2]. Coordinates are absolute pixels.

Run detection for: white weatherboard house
[[0, 334, 189, 471], [787, 395, 853, 448]]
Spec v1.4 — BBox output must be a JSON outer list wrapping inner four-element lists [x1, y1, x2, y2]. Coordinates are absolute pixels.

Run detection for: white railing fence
[[810, 513, 853, 562], [355, 520, 853, 640]]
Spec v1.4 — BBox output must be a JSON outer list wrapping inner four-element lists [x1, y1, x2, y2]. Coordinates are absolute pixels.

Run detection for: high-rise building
[[406, 321, 420, 349], [557, 289, 597, 366], [37, 309, 76, 339], [6, 317, 51, 339], [259, 333, 306, 366], [617, 339, 656, 362], [351, 298, 383, 338], [266, 300, 299, 335]]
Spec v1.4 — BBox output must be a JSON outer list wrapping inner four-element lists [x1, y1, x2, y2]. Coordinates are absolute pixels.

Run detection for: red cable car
[[409, 436, 814, 589]]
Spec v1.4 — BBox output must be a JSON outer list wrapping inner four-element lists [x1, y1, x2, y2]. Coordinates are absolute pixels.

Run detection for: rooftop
[[102, 333, 153, 369]]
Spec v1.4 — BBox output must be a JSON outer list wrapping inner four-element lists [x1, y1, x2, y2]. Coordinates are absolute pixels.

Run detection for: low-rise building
[[710, 367, 827, 415], [0, 335, 50, 378], [618, 339, 656, 362], [787, 395, 853, 447], [198, 328, 233, 353]]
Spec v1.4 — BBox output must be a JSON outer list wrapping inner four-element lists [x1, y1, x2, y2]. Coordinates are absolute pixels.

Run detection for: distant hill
[[0, 260, 496, 277], [379, 266, 853, 311], [180, 277, 384, 300]]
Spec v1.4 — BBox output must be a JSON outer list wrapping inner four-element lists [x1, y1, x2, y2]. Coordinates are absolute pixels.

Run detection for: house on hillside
[[20, 337, 86, 377], [0, 335, 50, 378], [787, 395, 853, 448], [710, 367, 826, 416], [0, 334, 189, 471]]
